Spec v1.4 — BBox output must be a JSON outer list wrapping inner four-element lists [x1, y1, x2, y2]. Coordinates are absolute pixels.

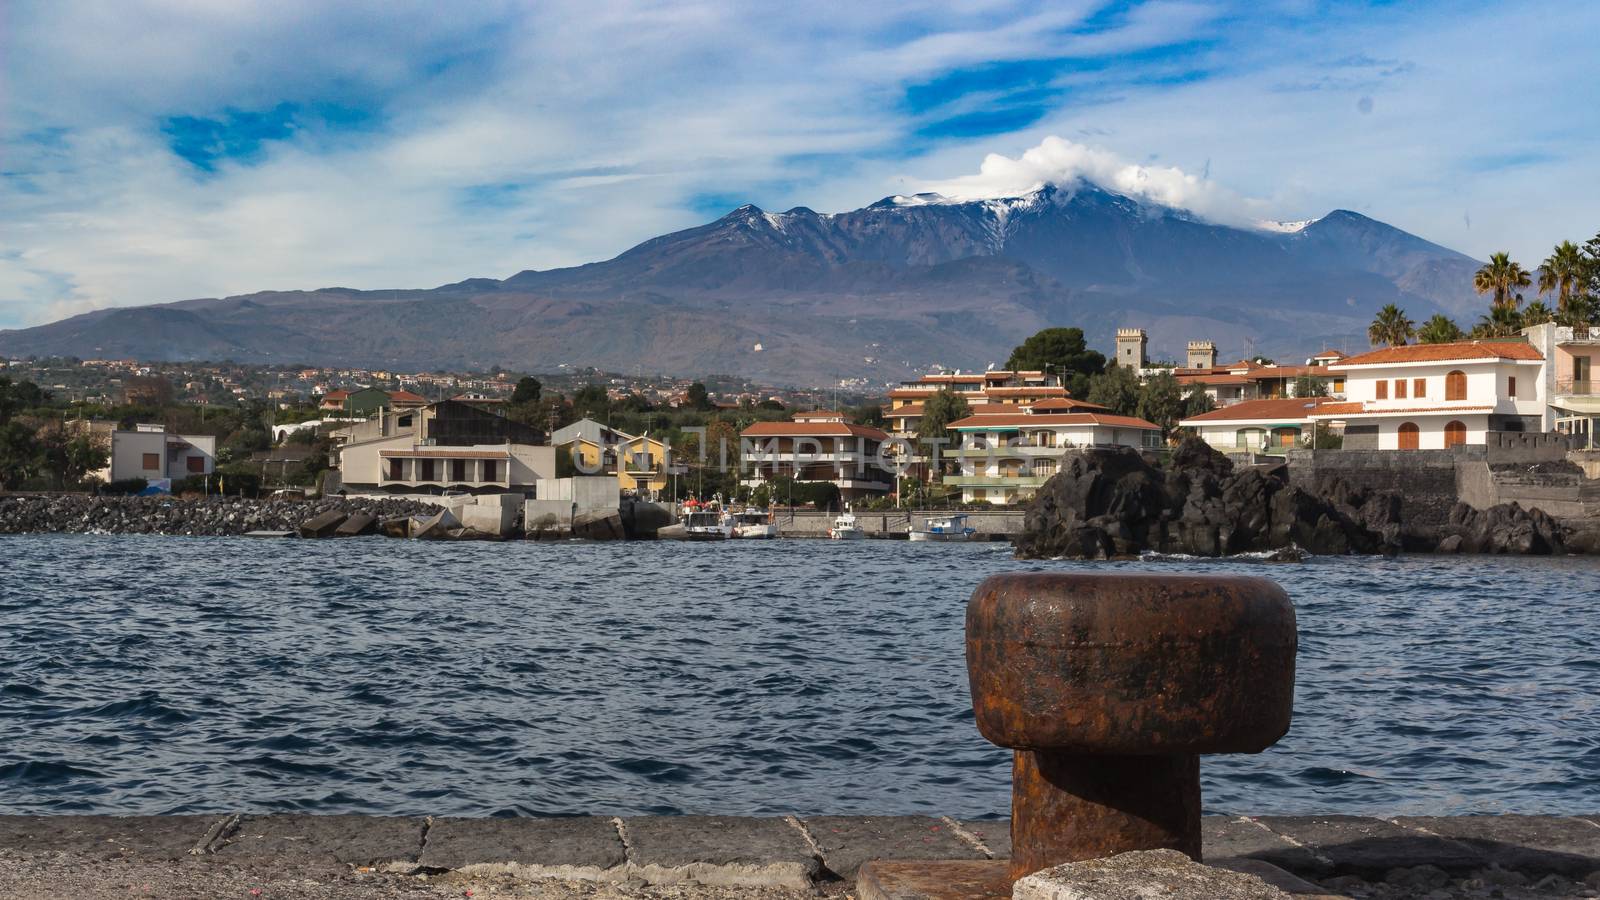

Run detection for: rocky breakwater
[[1015, 438, 1597, 559], [0, 494, 439, 537]]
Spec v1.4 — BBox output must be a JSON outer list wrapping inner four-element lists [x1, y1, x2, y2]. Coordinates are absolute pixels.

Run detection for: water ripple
[[0, 535, 1597, 817]]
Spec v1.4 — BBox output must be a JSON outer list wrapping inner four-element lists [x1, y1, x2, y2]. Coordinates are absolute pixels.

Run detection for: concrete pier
[[2, 814, 1597, 898]]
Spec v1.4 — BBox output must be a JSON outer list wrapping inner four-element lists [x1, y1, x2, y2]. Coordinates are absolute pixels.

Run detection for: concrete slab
[[211, 815, 425, 872], [1252, 815, 1484, 878], [417, 816, 625, 879], [1211, 858, 1346, 898], [801, 816, 983, 879], [956, 819, 1011, 859], [1393, 814, 1600, 877], [619, 816, 818, 889], [1203, 816, 1328, 875], [856, 859, 1010, 900], [1013, 849, 1290, 900], [0, 815, 219, 861]]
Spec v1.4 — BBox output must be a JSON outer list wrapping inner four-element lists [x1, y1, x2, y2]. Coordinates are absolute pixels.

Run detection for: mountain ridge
[[0, 182, 1484, 384]]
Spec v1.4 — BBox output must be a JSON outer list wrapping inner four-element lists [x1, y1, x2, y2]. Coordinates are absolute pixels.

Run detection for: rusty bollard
[[966, 573, 1296, 881]]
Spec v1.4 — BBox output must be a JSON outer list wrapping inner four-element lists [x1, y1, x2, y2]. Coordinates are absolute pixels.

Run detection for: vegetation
[[916, 388, 971, 439], [1537, 241, 1585, 315], [1004, 327, 1106, 397], [1292, 376, 1330, 398], [1367, 304, 1415, 347], [1474, 251, 1532, 312], [1134, 371, 1184, 436], [1085, 365, 1141, 416], [1416, 314, 1464, 344]]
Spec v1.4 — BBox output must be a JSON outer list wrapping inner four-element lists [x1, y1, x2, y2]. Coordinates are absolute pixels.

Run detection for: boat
[[730, 507, 778, 539], [829, 508, 866, 540], [909, 513, 976, 542], [657, 501, 734, 541]]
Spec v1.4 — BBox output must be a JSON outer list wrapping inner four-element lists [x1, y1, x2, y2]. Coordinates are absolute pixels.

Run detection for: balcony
[[950, 444, 1071, 458], [1555, 378, 1600, 396], [943, 474, 1051, 489], [1556, 327, 1600, 345]]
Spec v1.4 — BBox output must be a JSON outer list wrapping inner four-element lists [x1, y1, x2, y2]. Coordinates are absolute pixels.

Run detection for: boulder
[[1013, 849, 1291, 900]]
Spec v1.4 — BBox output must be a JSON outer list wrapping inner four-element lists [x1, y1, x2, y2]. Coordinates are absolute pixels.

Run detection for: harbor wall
[[774, 508, 1026, 538]]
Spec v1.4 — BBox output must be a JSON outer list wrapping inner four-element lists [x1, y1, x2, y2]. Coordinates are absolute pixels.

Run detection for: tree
[[916, 388, 971, 439], [1181, 384, 1214, 418], [1416, 314, 1464, 344], [1292, 376, 1330, 398], [1538, 241, 1586, 314], [685, 382, 713, 411], [849, 403, 885, 428], [1470, 305, 1523, 338], [1558, 292, 1597, 329], [0, 420, 39, 489], [0, 377, 47, 424], [1474, 251, 1532, 312], [572, 383, 610, 419], [510, 376, 542, 405], [1367, 304, 1415, 347], [1004, 327, 1106, 396], [1085, 365, 1141, 416], [1520, 300, 1555, 326], [1135, 371, 1184, 436], [35, 423, 108, 490]]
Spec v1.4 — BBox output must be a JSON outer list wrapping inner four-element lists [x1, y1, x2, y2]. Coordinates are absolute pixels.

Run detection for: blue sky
[[2, 0, 1598, 329]]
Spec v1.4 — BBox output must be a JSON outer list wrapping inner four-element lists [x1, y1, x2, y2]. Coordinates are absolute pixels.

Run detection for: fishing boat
[[730, 507, 778, 539], [829, 508, 866, 540], [908, 513, 975, 542], [658, 500, 733, 541]]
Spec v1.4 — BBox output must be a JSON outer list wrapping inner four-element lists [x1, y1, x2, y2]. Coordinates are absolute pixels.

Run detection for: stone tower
[[1187, 340, 1217, 370], [1115, 328, 1147, 372]]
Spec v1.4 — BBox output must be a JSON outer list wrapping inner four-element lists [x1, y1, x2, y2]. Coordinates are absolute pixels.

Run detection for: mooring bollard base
[[856, 859, 1011, 900], [1010, 748, 1202, 880]]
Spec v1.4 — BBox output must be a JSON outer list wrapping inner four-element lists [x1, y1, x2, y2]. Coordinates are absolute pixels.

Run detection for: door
[[1397, 422, 1420, 450], [1444, 421, 1467, 448]]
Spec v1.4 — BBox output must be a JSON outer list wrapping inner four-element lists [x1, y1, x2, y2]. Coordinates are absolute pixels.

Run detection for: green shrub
[[103, 477, 149, 495]]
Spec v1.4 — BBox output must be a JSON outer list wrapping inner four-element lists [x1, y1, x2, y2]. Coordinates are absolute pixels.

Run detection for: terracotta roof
[[1248, 365, 1319, 379], [948, 413, 1160, 430], [1312, 349, 1348, 359], [791, 410, 845, 420], [983, 386, 1071, 396], [1178, 373, 1252, 386], [321, 389, 350, 401], [387, 390, 428, 404], [1027, 398, 1108, 411], [1334, 341, 1544, 367], [741, 422, 889, 440], [379, 448, 512, 459], [888, 403, 1015, 418], [1310, 403, 1495, 418], [1181, 397, 1332, 424]]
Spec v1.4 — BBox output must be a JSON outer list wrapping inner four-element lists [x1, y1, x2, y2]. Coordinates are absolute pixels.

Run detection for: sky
[[3, 0, 1598, 330]]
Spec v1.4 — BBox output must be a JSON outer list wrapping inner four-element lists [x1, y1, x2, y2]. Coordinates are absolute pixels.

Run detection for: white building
[[944, 410, 1163, 504], [100, 424, 217, 487], [1179, 397, 1334, 455], [1309, 341, 1546, 449], [740, 411, 893, 502], [1521, 322, 1600, 448]]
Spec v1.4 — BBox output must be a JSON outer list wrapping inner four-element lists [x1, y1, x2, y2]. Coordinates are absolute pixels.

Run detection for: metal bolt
[[965, 572, 1297, 881]]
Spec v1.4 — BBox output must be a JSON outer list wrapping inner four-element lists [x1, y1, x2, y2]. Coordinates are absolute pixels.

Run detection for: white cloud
[[916, 135, 1267, 224]]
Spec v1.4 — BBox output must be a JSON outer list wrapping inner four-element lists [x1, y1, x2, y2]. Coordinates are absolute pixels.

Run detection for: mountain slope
[[0, 183, 1483, 382]]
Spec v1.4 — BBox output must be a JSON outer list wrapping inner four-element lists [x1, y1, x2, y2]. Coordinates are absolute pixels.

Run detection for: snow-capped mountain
[[0, 182, 1483, 382]]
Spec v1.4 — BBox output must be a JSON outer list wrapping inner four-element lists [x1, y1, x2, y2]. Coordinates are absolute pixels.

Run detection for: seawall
[[774, 508, 1025, 538]]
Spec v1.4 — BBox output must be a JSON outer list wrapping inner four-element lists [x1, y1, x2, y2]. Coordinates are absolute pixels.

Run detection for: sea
[[1, 535, 1597, 818]]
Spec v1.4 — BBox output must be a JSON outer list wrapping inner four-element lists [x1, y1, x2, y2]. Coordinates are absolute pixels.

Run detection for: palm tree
[[1470, 305, 1523, 338], [1474, 252, 1532, 312], [1367, 304, 1415, 347], [1538, 241, 1585, 314], [1520, 299, 1555, 326], [1558, 292, 1597, 329], [1416, 313, 1463, 344]]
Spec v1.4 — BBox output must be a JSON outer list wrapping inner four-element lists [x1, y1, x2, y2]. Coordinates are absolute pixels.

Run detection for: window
[[1414, 378, 1426, 398], [1444, 421, 1467, 448], [1236, 428, 1265, 449], [1394, 379, 1407, 400], [389, 458, 404, 480], [1397, 422, 1420, 450], [1445, 370, 1467, 401], [450, 459, 467, 481], [482, 460, 499, 482], [142, 453, 160, 471], [1332, 377, 1346, 393], [1376, 380, 1388, 400], [419, 459, 436, 481], [1507, 376, 1517, 399], [186, 456, 205, 473]]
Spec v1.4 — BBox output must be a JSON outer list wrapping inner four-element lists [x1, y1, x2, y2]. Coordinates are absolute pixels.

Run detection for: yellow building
[[561, 433, 671, 497]]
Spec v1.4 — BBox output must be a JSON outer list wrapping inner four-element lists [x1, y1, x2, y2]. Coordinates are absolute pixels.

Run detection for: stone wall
[[1289, 433, 1598, 527]]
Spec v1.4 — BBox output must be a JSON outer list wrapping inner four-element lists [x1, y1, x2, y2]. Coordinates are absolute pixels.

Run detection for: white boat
[[730, 508, 778, 539], [659, 506, 733, 541], [909, 513, 976, 542], [829, 509, 866, 540]]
